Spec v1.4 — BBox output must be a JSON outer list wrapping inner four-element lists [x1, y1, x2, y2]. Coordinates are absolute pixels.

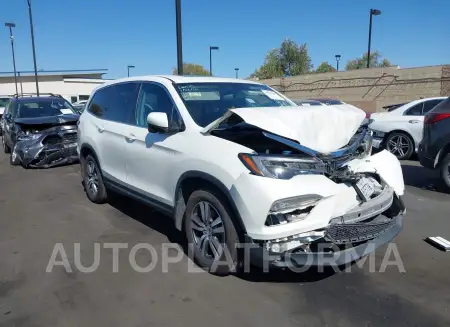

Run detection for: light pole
[[127, 65, 135, 77], [367, 8, 381, 68], [5, 23, 18, 95], [27, 0, 39, 96], [209, 46, 219, 76], [235, 68, 239, 78], [335, 54, 341, 71], [175, 0, 183, 75]]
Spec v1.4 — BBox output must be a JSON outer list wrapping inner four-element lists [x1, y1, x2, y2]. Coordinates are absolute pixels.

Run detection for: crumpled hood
[[14, 114, 80, 127], [202, 105, 366, 153]]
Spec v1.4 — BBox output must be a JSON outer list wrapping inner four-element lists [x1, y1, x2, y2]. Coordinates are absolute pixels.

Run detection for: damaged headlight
[[359, 130, 373, 158], [17, 133, 42, 141], [239, 153, 326, 179]]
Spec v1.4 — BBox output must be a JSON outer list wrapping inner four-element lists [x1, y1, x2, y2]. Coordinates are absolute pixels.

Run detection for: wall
[[255, 65, 450, 112], [0, 75, 106, 102]]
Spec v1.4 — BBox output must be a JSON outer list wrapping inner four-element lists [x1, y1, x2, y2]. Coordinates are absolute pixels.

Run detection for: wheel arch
[[173, 171, 247, 236], [437, 142, 450, 166]]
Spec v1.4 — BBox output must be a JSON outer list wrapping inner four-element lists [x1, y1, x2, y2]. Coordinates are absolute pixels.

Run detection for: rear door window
[[404, 103, 424, 116]]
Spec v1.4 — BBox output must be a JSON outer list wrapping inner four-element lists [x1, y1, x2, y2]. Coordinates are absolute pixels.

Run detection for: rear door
[[402, 101, 425, 146], [99, 82, 140, 182]]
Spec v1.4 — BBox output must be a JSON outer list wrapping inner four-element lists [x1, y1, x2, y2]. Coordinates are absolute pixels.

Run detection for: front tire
[[184, 190, 239, 276], [438, 153, 450, 192], [82, 154, 108, 204], [2, 135, 10, 154], [10, 146, 20, 166], [385, 132, 414, 160]]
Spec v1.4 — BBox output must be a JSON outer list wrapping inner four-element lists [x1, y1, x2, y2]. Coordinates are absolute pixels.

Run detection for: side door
[[125, 82, 185, 208], [402, 101, 425, 146], [4, 101, 17, 147], [99, 82, 140, 183]]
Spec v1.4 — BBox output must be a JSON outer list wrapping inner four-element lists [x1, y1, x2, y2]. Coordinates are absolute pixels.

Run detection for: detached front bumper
[[14, 141, 79, 168], [247, 194, 405, 268]]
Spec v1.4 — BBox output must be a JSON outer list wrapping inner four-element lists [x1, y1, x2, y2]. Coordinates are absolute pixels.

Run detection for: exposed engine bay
[[12, 115, 79, 168], [212, 115, 406, 256]]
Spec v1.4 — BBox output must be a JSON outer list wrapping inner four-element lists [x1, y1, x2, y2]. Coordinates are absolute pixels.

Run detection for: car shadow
[[105, 190, 340, 283], [401, 163, 441, 191], [106, 190, 184, 245]]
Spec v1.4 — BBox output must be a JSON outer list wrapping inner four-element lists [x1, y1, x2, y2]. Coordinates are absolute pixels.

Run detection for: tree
[[314, 62, 336, 73], [345, 51, 392, 70], [173, 63, 210, 76], [250, 39, 313, 79]]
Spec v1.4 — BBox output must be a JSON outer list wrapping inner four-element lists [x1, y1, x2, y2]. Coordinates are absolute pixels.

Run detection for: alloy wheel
[[190, 201, 226, 260], [86, 160, 99, 196], [386, 135, 411, 158]]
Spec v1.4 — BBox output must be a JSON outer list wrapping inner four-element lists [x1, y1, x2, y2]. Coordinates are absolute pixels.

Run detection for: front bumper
[[14, 141, 79, 168], [232, 150, 405, 241], [247, 194, 405, 268]]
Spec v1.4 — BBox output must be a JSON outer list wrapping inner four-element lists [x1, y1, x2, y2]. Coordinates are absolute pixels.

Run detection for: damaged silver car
[[1, 95, 79, 168]]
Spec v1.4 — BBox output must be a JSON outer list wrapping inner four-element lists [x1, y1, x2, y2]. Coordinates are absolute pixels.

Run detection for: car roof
[[100, 75, 263, 88]]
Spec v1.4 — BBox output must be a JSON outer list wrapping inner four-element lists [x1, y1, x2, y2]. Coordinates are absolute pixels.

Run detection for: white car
[[77, 76, 406, 274], [369, 97, 446, 160]]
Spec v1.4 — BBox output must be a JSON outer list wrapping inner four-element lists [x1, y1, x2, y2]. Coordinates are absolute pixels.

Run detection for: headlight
[[360, 130, 373, 157], [239, 153, 326, 179], [17, 133, 42, 141]]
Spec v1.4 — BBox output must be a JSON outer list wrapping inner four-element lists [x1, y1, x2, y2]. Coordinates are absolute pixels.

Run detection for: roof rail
[[12, 93, 64, 98]]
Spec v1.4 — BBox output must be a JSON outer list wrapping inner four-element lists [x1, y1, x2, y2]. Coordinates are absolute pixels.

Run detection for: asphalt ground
[[0, 152, 449, 327]]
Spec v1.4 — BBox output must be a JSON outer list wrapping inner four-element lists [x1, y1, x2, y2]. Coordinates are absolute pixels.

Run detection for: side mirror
[[147, 112, 169, 133]]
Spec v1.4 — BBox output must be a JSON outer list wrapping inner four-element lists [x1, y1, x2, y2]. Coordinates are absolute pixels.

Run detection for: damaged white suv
[[77, 76, 406, 275]]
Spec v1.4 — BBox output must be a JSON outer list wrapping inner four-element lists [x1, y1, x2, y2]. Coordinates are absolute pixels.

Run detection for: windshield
[[17, 98, 76, 118], [175, 82, 293, 127], [0, 97, 10, 107]]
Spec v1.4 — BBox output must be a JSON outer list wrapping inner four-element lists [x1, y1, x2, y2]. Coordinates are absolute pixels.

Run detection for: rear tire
[[2, 135, 10, 154], [438, 153, 450, 192], [184, 189, 239, 276], [82, 154, 108, 204], [385, 132, 414, 160]]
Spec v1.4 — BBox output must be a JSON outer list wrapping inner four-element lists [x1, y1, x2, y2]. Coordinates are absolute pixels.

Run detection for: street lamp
[[335, 54, 341, 71], [209, 46, 219, 76], [27, 0, 40, 96], [5, 23, 18, 95], [175, 0, 183, 75], [367, 8, 381, 68], [235, 68, 239, 78], [127, 65, 135, 77]]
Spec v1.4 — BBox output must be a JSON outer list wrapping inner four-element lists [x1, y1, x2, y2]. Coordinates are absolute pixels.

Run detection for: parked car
[[1, 94, 79, 168], [369, 97, 446, 160], [309, 98, 371, 125], [292, 99, 325, 106], [418, 97, 450, 190], [78, 75, 405, 275], [72, 100, 88, 113], [0, 96, 11, 135]]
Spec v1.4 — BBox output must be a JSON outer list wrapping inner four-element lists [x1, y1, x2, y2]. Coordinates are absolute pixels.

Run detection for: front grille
[[325, 218, 397, 244], [62, 132, 77, 144]]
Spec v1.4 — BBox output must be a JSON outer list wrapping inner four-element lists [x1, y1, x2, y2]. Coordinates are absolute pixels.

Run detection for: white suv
[[77, 75, 406, 275]]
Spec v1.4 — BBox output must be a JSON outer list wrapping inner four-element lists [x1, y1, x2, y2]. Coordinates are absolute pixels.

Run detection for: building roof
[[0, 69, 108, 78]]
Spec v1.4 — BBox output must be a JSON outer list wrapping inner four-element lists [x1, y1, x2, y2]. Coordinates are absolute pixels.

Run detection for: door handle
[[126, 134, 136, 142], [408, 120, 420, 124]]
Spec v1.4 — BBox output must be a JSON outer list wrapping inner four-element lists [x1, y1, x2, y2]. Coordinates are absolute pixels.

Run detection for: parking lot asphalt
[[1, 152, 450, 327]]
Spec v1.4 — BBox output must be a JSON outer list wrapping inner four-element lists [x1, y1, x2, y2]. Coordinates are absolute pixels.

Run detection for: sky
[[0, 0, 449, 79]]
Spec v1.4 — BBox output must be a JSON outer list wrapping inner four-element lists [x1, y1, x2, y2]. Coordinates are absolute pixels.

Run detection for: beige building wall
[[254, 65, 450, 113]]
